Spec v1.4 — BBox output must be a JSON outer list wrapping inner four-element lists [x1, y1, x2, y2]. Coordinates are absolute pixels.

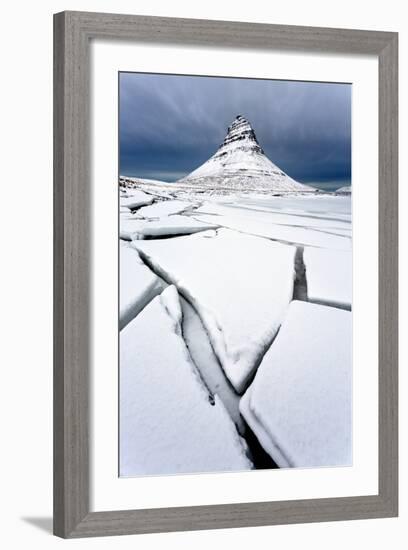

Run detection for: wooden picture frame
[[53, 11, 398, 538]]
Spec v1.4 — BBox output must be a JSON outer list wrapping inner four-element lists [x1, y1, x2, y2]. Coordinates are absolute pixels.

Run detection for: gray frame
[[54, 11, 398, 538]]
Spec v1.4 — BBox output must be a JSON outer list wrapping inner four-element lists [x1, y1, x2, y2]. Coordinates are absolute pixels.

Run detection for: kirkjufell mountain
[[179, 115, 314, 193]]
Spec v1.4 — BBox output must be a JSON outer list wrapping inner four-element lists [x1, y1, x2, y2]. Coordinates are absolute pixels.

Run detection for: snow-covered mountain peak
[[216, 115, 264, 157], [179, 115, 314, 194]]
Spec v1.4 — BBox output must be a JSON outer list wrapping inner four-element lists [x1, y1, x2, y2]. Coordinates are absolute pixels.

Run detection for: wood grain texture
[[378, 34, 398, 513], [53, 11, 398, 538], [53, 11, 90, 537], [64, 10, 395, 53]]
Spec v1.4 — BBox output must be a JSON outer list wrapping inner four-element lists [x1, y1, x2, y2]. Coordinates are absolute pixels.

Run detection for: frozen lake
[[119, 182, 352, 476]]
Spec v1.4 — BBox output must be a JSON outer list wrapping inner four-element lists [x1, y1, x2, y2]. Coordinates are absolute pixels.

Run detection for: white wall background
[[0, 1, 405, 548]]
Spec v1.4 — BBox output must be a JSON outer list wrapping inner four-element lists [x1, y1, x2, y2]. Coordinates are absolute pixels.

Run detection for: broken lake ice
[[120, 286, 253, 476], [180, 297, 244, 433], [240, 300, 352, 468], [133, 228, 296, 394], [137, 199, 195, 218], [118, 184, 353, 475], [304, 247, 352, 309], [120, 189, 154, 210], [193, 201, 351, 250], [119, 243, 166, 330], [120, 215, 218, 241]]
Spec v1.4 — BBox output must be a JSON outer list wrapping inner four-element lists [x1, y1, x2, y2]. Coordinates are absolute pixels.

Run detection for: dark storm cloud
[[120, 72, 351, 190]]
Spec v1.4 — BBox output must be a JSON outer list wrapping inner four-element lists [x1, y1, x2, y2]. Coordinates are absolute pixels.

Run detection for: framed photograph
[[53, 11, 398, 538]]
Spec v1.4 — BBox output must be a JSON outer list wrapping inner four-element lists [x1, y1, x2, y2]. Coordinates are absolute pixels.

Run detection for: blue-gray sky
[[120, 72, 351, 191]]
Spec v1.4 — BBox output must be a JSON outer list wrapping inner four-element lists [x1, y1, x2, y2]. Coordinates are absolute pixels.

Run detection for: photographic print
[[119, 72, 352, 477]]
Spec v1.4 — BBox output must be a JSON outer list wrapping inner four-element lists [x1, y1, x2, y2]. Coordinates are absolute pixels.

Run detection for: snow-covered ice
[[120, 215, 218, 241], [195, 201, 351, 231], [228, 195, 351, 219], [180, 298, 244, 432], [120, 190, 154, 210], [304, 247, 352, 308], [120, 286, 253, 476], [193, 206, 351, 250], [120, 245, 166, 329], [240, 301, 352, 468], [120, 210, 142, 222], [133, 229, 296, 393], [120, 176, 170, 188], [137, 199, 194, 218], [193, 195, 351, 247]]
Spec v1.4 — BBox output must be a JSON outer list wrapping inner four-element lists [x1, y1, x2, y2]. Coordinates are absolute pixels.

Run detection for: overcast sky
[[119, 72, 351, 191]]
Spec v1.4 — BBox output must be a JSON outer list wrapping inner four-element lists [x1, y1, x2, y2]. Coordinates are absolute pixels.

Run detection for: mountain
[[335, 185, 352, 195], [178, 115, 314, 194]]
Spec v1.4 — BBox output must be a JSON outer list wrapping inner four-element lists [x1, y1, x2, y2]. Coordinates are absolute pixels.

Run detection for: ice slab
[[120, 190, 154, 210], [120, 245, 166, 329], [138, 200, 194, 218], [133, 229, 296, 393], [304, 247, 352, 308], [180, 298, 244, 433], [120, 286, 253, 476], [120, 211, 142, 222], [240, 301, 352, 468], [120, 215, 218, 241]]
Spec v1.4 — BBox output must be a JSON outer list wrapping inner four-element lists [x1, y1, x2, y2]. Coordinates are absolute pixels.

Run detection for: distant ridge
[[335, 185, 351, 195], [179, 115, 314, 193]]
